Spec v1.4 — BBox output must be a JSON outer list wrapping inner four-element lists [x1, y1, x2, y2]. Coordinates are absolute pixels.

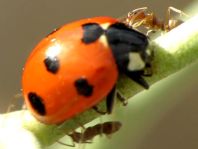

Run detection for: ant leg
[[165, 6, 188, 31], [128, 7, 159, 31], [6, 93, 23, 113], [168, 7, 188, 18], [6, 104, 15, 113], [146, 30, 157, 36], [128, 7, 148, 20], [57, 140, 75, 147], [56, 119, 87, 146], [129, 7, 148, 14], [127, 7, 148, 28]]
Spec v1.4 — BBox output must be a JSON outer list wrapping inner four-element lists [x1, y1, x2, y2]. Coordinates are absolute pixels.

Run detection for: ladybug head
[[104, 22, 153, 88]]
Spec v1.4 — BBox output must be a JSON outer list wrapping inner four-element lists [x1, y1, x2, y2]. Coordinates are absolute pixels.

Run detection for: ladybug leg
[[92, 85, 116, 115], [105, 85, 116, 114], [116, 90, 128, 106], [125, 71, 149, 89], [143, 63, 153, 77], [93, 87, 128, 115], [92, 106, 106, 115]]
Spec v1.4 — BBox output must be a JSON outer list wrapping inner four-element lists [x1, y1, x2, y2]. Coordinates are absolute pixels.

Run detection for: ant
[[122, 7, 188, 34], [57, 121, 122, 147]]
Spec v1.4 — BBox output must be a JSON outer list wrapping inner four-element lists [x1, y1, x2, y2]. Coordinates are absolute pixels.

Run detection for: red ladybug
[[22, 16, 152, 124]]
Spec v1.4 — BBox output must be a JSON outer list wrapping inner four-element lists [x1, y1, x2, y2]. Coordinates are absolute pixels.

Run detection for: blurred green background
[[0, 0, 197, 149]]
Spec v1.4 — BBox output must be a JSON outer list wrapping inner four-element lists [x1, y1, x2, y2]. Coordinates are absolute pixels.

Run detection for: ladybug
[[22, 16, 152, 124]]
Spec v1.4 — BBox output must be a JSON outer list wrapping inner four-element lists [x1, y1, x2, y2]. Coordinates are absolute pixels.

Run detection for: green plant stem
[[0, 14, 198, 148]]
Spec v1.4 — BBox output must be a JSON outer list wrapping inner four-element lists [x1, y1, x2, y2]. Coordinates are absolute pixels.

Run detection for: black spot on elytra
[[28, 92, 46, 115], [44, 57, 59, 74], [74, 78, 93, 97], [82, 23, 104, 44]]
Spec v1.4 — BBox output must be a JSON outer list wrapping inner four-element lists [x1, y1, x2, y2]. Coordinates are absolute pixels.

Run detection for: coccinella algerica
[[22, 16, 153, 124]]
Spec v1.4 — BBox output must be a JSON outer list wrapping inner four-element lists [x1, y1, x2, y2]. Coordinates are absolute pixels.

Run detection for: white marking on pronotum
[[99, 35, 109, 48], [98, 23, 110, 48], [100, 23, 110, 30], [127, 52, 145, 71]]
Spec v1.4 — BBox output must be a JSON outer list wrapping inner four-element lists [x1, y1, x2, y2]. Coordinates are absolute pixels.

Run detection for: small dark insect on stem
[[57, 121, 122, 147]]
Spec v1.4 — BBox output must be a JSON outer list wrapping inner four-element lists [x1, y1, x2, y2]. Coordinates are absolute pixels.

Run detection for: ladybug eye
[[74, 78, 93, 97], [28, 92, 46, 115]]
